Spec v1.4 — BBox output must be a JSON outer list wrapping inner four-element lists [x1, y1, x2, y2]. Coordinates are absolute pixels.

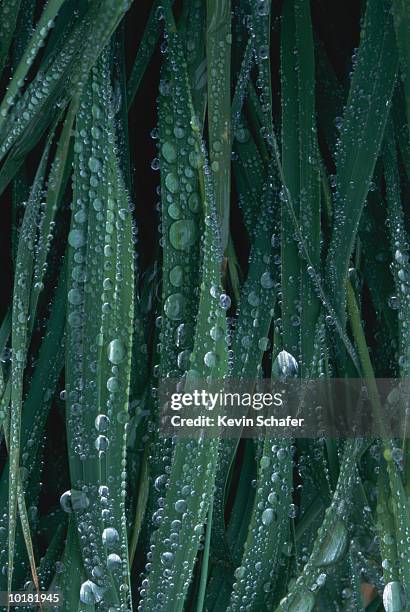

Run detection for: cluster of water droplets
[[62, 54, 134, 608]]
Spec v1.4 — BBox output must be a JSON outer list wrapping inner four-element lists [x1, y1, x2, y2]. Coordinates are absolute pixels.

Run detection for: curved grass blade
[[8, 132, 55, 594], [228, 433, 292, 611], [326, 0, 398, 321], [211, 166, 280, 566], [276, 439, 365, 611], [179, 0, 207, 123], [0, 0, 133, 187], [0, 0, 66, 135]]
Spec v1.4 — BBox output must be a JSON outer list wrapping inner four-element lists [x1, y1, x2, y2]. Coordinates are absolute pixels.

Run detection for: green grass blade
[[65, 51, 134, 608], [391, 0, 410, 130], [281, 0, 302, 357], [0, 0, 66, 135], [8, 133, 54, 594], [141, 10, 228, 608], [206, 0, 231, 252], [326, 0, 398, 321], [294, 0, 321, 375], [0, 0, 23, 78], [211, 166, 279, 566], [126, 0, 165, 109]]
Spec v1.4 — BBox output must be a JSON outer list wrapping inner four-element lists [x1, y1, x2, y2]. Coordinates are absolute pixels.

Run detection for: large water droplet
[[260, 271, 274, 289], [261, 508, 275, 525], [107, 339, 126, 364], [164, 293, 185, 320], [314, 520, 348, 566], [80, 580, 104, 605], [170, 265, 183, 287], [107, 553, 122, 571], [169, 220, 197, 250], [165, 172, 179, 193], [68, 229, 86, 249], [286, 590, 315, 612], [274, 350, 298, 378], [162, 142, 176, 163], [383, 581, 407, 612], [188, 192, 200, 213], [102, 527, 119, 547]]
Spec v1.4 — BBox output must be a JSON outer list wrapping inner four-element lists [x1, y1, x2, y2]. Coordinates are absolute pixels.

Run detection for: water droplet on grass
[[107, 339, 126, 364]]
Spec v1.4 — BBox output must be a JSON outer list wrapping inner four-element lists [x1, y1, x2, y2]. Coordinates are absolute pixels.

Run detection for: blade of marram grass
[[326, 0, 398, 322], [8, 132, 55, 594], [180, 0, 207, 123], [140, 6, 203, 556], [281, 0, 301, 357], [294, 0, 321, 375], [0, 0, 66, 135], [140, 10, 228, 609], [0, 0, 133, 192], [391, 0, 410, 130], [126, 0, 169, 109], [10, 0, 36, 267], [206, 0, 231, 252], [232, 118, 266, 236], [0, 0, 23, 78], [383, 125, 410, 381], [231, 38, 254, 136], [316, 45, 398, 362], [0, 263, 66, 593], [383, 123, 410, 478], [393, 86, 410, 178], [346, 274, 410, 607], [1, 96, 73, 590], [211, 165, 280, 566], [378, 469, 399, 588], [228, 430, 292, 610], [276, 439, 366, 611], [65, 52, 134, 608]]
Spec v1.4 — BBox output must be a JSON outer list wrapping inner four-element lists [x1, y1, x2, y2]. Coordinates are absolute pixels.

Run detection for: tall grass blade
[[326, 0, 398, 321], [206, 0, 231, 252]]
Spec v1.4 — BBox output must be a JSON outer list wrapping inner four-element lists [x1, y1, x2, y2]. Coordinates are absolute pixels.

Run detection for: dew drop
[[107, 339, 126, 364], [68, 229, 86, 249], [314, 520, 348, 567], [383, 582, 406, 612], [164, 293, 185, 320], [169, 220, 197, 250], [102, 527, 119, 547]]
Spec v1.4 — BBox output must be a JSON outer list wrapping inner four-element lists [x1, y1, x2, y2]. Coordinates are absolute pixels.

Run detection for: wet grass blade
[[326, 0, 398, 321], [294, 0, 321, 374], [281, 0, 302, 357], [0, 0, 23, 78], [65, 51, 134, 608], [391, 0, 410, 129], [141, 9, 228, 608], [127, 0, 167, 109], [8, 133, 54, 594], [206, 0, 231, 252]]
